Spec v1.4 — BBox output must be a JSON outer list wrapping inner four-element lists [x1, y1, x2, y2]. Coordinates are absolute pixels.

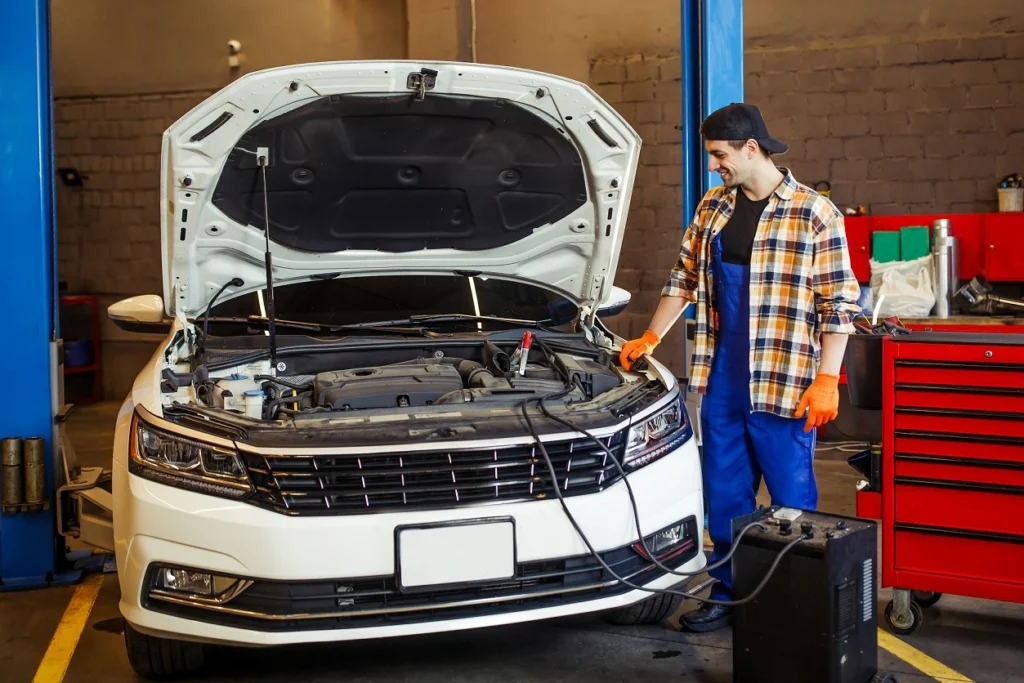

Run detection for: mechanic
[[619, 103, 861, 632]]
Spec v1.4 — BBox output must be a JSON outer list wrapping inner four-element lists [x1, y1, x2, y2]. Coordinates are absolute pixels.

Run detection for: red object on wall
[[842, 212, 1024, 284], [984, 214, 1024, 281], [844, 216, 872, 282], [856, 332, 1024, 606], [59, 295, 103, 404]]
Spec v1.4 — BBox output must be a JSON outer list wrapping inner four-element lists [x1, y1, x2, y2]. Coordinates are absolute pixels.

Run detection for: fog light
[[160, 568, 214, 595], [634, 520, 693, 561], [649, 523, 685, 554]]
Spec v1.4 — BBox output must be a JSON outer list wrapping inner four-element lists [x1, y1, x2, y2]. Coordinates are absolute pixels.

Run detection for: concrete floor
[[3, 401, 1022, 682]]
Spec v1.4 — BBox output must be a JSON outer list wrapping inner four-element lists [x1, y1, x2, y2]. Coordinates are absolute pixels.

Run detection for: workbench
[[854, 331, 1024, 634], [898, 316, 1024, 331]]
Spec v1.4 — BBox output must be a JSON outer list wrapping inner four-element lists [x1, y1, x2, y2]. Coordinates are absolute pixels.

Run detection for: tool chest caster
[[913, 591, 943, 608], [871, 673, 900, 683], [885, 588, 923, 635]]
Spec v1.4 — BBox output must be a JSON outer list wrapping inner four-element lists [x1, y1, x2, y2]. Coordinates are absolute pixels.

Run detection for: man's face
[[705, 139, 756, 187]]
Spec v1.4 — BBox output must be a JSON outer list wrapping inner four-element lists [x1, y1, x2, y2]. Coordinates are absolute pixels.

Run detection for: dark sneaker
[[680, 602, 732, 632]]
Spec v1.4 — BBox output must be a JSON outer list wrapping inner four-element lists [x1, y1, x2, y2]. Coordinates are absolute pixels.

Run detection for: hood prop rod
[[257, 147, 279, 374]]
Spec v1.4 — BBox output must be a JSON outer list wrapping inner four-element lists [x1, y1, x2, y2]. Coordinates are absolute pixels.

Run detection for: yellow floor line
[[31, 573, 104, 683], [878, 629, 975, 683]]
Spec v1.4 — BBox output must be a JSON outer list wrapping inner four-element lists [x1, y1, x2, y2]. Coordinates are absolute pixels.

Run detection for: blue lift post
[[679, 0, 744, 341], [699, 0, 744, 194], [0, 0, 77, 589], [679, 0, 744, 224]]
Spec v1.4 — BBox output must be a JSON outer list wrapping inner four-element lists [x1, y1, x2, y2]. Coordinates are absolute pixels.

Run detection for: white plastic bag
[[869, 255, 935, 318]]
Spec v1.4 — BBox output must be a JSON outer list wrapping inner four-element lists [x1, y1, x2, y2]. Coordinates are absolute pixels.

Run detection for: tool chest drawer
[[892, 339, 1024, 366], [894, 364, 1024, 391], [894, 457, 1024, 488], [894, 435, 1024, 467], [894, 479, 1024, 537], [894, 528, 1024, 586], [895, 388, 1024, 414], [894, 410, 1024, 440]]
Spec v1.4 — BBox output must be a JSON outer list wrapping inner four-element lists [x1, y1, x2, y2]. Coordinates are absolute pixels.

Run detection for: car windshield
[[206, 274, 580, 332]]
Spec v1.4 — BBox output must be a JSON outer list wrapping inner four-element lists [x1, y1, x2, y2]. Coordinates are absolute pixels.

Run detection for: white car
[[82, 60, 704, 677]]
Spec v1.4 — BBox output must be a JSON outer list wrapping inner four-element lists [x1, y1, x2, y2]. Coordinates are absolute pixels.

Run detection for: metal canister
[[931, 233, 959, 318], [2, 437, 24, 508], [932, 218, 950, 241], [23, 437, 45, 509]]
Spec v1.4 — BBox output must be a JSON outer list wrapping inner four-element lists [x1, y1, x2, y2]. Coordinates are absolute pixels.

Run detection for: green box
[[900, 226, 930, 261], [871, 231, 901, 263]]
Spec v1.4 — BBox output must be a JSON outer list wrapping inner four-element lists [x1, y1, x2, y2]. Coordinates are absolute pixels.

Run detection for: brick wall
[[591, 33, 1024, 377], [747, 34, 1024, 214], [591, 56, 689, 375], [55, 91, 212, 398]]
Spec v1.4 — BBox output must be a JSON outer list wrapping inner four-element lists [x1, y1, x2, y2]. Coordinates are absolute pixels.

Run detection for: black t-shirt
[[720, 189, 770, 266]]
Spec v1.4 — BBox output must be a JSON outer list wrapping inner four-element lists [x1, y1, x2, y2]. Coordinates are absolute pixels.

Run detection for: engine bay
[[181, 334, 631, 422]]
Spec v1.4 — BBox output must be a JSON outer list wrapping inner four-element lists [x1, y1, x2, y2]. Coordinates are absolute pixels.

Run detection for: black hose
[[484, 341, 511, 375], [519, 390, 806, 606], [535, 385, 760, 577], [262, 389, 312, 419], [255, 374, 312, 391], [264, 390, 310, 408]]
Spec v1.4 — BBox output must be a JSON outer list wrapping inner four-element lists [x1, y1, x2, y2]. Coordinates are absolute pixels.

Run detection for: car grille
[[242, 433, 627, 515], [144, 516, 698, 632]]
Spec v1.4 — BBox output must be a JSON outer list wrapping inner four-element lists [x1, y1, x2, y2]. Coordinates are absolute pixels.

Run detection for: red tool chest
[[857, 332, 1024, 631], [843, 213, 1024, 284]]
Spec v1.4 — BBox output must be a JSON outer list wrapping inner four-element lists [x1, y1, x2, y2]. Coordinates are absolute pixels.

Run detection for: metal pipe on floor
[[2, 437, 24, 509]]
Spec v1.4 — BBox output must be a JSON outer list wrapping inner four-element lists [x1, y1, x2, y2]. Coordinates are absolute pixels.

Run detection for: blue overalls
[[700, 232, 818, 601]]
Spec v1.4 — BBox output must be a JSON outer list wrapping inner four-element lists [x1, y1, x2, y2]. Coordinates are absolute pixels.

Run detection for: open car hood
[[161, 61, 640, 318]]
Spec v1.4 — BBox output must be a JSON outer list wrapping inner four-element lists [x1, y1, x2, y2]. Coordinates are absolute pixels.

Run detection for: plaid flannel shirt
[[663, 168, 861, 417]]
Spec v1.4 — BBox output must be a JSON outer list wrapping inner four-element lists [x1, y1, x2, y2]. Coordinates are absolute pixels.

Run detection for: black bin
[[843, 334, 888, 410]]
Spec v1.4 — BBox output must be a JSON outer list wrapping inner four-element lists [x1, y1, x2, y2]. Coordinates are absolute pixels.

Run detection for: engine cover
[[314, 364, 464, 411]]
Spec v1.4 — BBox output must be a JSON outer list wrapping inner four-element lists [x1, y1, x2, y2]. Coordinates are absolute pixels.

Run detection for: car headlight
[[129, 414, 253, 499], [623, 396, 691, 469]]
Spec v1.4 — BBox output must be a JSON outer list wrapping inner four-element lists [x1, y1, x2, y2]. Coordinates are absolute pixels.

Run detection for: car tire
[[602, 593, 683, 626], [124, 622, 205, 678]]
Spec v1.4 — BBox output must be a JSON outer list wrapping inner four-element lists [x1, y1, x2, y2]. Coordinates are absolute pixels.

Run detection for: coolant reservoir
[[243, 389, 264, 419], [213, 374, 260, 412]]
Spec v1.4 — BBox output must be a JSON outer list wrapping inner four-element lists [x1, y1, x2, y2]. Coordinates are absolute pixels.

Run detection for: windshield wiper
[[362, 314, 555, 330], [199, 315, 431, 337]]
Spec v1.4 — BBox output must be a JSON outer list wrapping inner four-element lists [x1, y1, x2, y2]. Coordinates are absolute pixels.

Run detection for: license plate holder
[[396, 518, 516, 593]]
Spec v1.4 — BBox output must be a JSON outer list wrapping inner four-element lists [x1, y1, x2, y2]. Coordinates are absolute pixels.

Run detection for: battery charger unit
[[731, 506, 897, 683]]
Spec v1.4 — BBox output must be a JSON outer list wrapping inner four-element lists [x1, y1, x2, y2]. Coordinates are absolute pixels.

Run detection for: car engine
[[195, 345, 625, 421]]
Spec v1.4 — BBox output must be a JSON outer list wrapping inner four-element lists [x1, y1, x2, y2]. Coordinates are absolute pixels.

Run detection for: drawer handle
[[895, 523, 1024, 545], [896, 454, 1024, 471], [896, 476, 1024, 496]]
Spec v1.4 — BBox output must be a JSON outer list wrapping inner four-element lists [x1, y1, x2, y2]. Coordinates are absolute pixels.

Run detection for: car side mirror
[[597, 286, 631, 318], [108, 295, 172, 334]]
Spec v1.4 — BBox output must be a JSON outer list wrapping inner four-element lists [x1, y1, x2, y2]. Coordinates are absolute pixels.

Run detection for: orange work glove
[[619, 329, 661, 371], [794, 373, 840, 433]]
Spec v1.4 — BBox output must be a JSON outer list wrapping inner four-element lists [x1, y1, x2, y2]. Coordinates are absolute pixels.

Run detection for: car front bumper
[[114, 435, 704, 647]]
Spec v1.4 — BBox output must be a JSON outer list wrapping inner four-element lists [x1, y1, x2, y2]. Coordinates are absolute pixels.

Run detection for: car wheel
[[602, 593, 683, 626], [124, 622, 205, 678]]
